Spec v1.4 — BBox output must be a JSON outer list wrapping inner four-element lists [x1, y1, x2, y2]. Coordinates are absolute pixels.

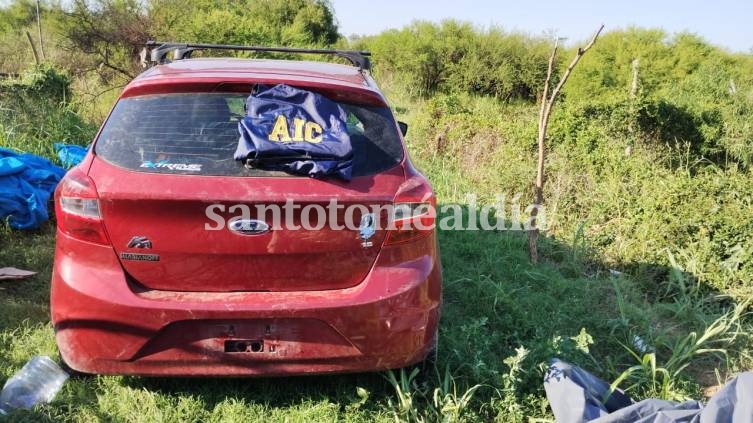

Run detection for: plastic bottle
[[0, 356, 69, 415]]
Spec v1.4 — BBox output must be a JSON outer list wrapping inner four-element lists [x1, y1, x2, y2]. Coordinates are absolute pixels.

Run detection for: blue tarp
[[54, 143, 88, 169], [234, 84, 353, 180], [0, 148, 66, 230]]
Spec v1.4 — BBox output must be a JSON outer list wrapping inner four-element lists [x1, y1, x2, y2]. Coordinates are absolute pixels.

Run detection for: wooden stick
[[536, 38, 558, 203], [36, 0, 45, 60], [25, 31, 40, 65]]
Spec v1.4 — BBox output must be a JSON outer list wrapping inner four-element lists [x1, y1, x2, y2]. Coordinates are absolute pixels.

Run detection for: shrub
[[0, 65, 95, 157], [362, 20, 554, 100]]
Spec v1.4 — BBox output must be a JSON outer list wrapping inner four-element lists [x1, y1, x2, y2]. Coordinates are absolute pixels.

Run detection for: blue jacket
[[234, 84, 353, 180]]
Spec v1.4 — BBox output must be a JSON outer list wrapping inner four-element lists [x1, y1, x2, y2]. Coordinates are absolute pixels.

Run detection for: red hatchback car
[[50, 43, 442, 376]]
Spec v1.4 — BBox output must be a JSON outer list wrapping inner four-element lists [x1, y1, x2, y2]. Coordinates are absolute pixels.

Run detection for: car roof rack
[[145, 41, 372, 71]]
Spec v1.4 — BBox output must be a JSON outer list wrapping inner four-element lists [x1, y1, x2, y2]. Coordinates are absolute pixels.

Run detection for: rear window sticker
[[140, 160, 202, 172]]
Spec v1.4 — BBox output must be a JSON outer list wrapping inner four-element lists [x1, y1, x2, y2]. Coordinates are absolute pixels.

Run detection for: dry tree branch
[[528, 24, 605, 264], [538, 38, 558, 136], [543, 24, 605, 125]]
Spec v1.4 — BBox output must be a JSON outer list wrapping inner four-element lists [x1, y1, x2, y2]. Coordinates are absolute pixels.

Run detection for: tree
[[528, 25, 604, 264], [62, 0, 152, 82], [58, 0, 340, 84], [149, 0, 339, 47]]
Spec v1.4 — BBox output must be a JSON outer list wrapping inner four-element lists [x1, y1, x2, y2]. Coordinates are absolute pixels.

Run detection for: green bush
[[0, 65, 95, 157], [563, 28, 753, 166], [367, 24, 753, 168], [361, 20, 554, 100], [150, 0, 339, 48]]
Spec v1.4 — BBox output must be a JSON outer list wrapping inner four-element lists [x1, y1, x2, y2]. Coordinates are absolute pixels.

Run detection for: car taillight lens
[[385, 177, 437, 245], [55, 167, 110, 245]]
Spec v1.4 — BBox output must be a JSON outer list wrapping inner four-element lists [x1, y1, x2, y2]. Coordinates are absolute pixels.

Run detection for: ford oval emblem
[[228, 219, 270, 235]]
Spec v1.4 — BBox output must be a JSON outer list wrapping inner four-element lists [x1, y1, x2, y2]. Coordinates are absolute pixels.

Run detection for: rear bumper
[[51, 230, 442, 376]]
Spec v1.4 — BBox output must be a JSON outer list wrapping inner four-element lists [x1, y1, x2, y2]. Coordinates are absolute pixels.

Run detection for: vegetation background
[[1, 0, 752, 421]]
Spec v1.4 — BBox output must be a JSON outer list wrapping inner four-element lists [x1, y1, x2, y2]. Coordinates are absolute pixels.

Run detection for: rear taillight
[[55, 167, 110, 245], [385, 177, 437, 245]]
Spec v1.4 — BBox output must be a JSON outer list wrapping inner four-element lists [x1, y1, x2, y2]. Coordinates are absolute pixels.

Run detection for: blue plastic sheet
[[54, 143, 87, 169], [0, 148, 65, 229], [235, 84, 353, 180], [544, 358, 753, 423]]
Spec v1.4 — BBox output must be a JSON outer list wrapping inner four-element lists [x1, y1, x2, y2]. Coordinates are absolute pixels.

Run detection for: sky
[[330, 0, 752, 52]]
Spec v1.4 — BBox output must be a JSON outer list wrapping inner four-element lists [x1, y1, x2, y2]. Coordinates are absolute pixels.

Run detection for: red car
[[50, 43, 442, 376]]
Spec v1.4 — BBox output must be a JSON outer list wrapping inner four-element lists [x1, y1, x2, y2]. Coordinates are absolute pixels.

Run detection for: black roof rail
[[145, 41, 371, 71]]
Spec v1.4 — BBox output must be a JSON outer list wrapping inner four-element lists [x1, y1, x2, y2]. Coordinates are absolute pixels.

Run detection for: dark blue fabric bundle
[[0, 148, 66, 229], [234, 84, 353, 180]]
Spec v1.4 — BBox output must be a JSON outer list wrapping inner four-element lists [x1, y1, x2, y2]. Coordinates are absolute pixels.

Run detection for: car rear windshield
[[94, 92, 404, 177]]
